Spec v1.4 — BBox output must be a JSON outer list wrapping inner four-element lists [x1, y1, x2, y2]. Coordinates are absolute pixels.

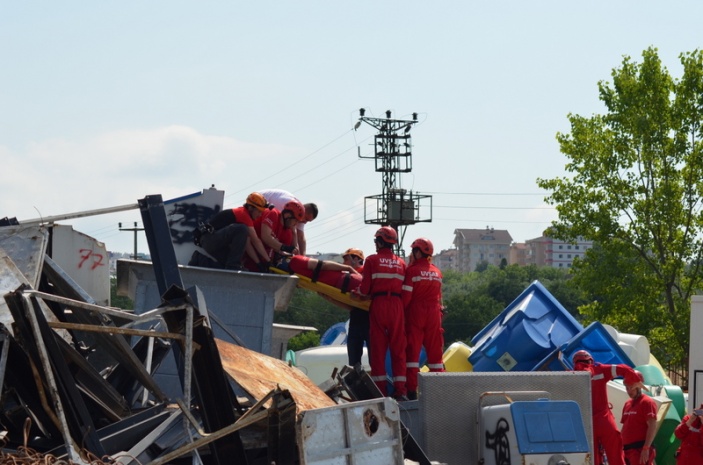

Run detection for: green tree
[[110, 276, 133, 310], [287, 331, 321, 352], [274, 287, 348, 336], [537, 47, 703, 376], [441, 266, 583, 345]]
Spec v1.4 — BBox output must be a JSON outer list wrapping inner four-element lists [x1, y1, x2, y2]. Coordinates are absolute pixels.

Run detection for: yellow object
[[646, 353, 673, 385], [271, 266, 370, 311], [442, 341, 473, 372]]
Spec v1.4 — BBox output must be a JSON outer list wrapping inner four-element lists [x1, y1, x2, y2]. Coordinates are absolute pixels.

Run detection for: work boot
[[188, 250, 201, 266], [407, 391, 418, 401], [394, 394, 409, 402], [189, 250, 223, 269]]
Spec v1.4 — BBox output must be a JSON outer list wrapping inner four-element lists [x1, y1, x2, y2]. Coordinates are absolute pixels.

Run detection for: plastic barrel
[[443, 341, 473, 372]]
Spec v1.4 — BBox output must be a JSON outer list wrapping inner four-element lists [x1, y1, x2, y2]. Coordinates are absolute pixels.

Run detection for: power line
[[434, 205, 555, 210], [424, 191, 548, 196], [225, 129, 369, 201]]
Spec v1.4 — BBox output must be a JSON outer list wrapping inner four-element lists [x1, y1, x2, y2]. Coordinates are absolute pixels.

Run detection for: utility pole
[[119, 222, 144, 259], [356, 108, 432, 255]]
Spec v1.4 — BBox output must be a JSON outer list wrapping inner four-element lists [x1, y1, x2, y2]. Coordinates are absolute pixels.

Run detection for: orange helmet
[[411, 237, 434, 256], [342, 248, 365, 261], [283, 200, 305, 221], [246, 192, 269, 211], [572, 350, 593, 365], [375, 226, 398, 244]]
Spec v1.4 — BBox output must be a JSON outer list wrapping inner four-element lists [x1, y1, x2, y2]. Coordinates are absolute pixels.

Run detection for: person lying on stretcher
[[276, 255, 362, 294]]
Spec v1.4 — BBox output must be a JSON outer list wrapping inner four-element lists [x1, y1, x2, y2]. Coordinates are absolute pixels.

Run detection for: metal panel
[[418, 371, 592, 465], [138, 195, 184, 296], [116, 259, 297, 398], [50, 224, 110, 306], [163, 187, 224, 266], [0, 224, 47, 289], [297, 397, 404, 465]]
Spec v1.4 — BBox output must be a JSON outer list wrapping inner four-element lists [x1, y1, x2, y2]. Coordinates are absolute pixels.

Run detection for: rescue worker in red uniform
[[189, 192, 271, 271], [572, 350, 642, 465], [342, 248, 368, 367], [674, 403, 703, 464], [244, 199, 305, 271], [620, 370, 657, 465], [402, 238, 445, 401], [352, 226, 407, 400]]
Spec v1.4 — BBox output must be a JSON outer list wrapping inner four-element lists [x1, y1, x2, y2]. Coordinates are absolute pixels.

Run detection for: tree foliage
[[110, 276, 133, 310], [442, 265, 586, 345], [537, 47, 703, 373], [273, 287, 349, 347]]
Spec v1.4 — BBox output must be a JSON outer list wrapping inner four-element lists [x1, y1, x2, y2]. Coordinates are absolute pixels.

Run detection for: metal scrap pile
[[0, 203, 335, 465], [0, 196, 429, 465]]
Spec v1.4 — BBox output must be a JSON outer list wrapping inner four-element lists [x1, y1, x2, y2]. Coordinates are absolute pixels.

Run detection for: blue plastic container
[[538, 321, 635, 371], [320, 322, 347, 345], [469, 280, 583, 372], [510, 400, 589, 454]]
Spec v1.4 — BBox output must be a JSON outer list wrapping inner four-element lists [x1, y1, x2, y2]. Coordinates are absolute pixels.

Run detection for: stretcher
[[270, 266, 370, 311]]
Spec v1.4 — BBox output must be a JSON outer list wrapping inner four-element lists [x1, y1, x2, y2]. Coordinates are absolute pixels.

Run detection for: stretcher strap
[[340, 272, 351, 294], [311, 260, 324, 283]]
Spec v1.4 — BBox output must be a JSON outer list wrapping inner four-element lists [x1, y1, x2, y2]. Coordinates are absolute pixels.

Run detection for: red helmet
[[572, 350, 593, 365], [625, 370, 645, 386], [283, 200, 305, 221], [411, 237, 434, 256], [246, 192, 269, 211], [375, 226, 398, 244]]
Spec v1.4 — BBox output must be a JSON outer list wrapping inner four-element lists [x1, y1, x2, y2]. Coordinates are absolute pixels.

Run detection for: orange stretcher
[[270, 266, 370, 311]]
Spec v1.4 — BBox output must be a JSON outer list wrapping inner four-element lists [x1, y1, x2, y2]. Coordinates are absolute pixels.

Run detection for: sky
[[2, 2, 702, 259]]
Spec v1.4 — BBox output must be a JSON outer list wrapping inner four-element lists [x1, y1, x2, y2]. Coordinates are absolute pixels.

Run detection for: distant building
[[433, 248, 457, 273], [509, 242, 528, 266], [525, 233, 592, 268], [453, 227, 513, 272]]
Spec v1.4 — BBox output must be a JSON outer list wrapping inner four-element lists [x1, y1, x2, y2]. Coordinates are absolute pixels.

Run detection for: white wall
[[690, 296, 703, 410]]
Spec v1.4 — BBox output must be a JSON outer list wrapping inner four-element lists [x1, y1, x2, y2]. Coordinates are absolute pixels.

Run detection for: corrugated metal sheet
[[216, 339, 335, 413]]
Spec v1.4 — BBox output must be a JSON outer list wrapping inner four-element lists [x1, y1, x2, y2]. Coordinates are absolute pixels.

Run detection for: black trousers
[[200, 223, 249, 270], [347, 308, 370, 366]]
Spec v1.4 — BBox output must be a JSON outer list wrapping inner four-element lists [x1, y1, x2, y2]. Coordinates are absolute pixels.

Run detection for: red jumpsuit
[[621, 394, 657, 465], [674, 414, 703, 464], [244, 208, 294, 270], [358, 247, 406, 397], [576, 363, 640, 465], [287, 256, 362, 291], [402, 257, 445, 394]]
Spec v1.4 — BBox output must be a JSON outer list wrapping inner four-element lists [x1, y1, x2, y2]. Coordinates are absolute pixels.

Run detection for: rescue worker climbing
[[402, 237, 445, 400], [189, 192, 271, 271], [571, 349, 643, 465], [352, 226, 408, 400]]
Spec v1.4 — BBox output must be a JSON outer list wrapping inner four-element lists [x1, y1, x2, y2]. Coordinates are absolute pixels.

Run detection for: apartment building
[[509, 242, 528, 266], [432, 248, 457, 273], [525, 234, 593, 268], [452, 227, 513, 273]]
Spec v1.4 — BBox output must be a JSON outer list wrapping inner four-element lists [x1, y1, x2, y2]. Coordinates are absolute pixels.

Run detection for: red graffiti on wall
[[78, 249, 105, 270]]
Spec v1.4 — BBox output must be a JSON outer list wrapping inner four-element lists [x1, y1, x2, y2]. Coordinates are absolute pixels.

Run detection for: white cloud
[[0, 126, 303, 223]]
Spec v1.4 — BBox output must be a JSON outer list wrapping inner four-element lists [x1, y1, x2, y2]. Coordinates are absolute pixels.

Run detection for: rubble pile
[[0, 196, 430, 465]]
